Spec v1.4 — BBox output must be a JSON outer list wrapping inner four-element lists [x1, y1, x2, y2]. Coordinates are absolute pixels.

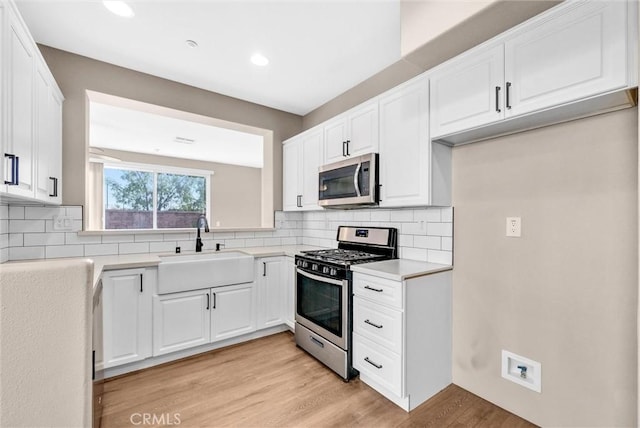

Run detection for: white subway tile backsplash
[[10, 246, 45, 260], [46, 245, 84, 259], [24, 233, 65, 246], [9, 206, 25, 220], [119, 242, 150, 254], [85, 244, 119, 257], [10, 220, 45, 234], [2, 206, 453, 266], [24, 206, 64, 220]]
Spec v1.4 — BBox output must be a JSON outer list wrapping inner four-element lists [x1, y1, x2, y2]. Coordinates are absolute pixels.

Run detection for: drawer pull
[[364, 285, 383, 293], [364, 357, 382, 369], [364, 319, 383, 329], [310, 336, 324, 348]]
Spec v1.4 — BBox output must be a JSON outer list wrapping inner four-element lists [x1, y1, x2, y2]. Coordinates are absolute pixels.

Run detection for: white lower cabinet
[[153, 282, 256, 357], [352, 270, 452, 411], [153, 289, 211, 356], [101, 268, 154, 368], [256, 256, 285, 330], [284, 256, 296, 329], [211, 282, 256, 342]]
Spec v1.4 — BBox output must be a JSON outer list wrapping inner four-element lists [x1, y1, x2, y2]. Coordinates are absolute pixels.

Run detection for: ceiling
[[16, 0, 401, 116], [89, 101, 264, 168]]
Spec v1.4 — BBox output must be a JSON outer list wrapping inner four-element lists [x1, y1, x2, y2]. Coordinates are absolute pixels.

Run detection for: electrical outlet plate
[[501, 350, 541, 393], [506, 217, 521, 237], [53, 215, 73, 231]]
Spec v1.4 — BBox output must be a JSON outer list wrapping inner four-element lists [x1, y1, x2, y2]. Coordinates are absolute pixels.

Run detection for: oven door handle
[[297, 268, 345, 286]]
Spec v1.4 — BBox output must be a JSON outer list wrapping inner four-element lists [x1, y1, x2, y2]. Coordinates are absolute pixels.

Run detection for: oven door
[[295, 268, 348, 350]]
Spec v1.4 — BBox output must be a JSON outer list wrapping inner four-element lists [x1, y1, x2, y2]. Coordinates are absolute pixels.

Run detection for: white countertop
[[351, 259, 453, 281]]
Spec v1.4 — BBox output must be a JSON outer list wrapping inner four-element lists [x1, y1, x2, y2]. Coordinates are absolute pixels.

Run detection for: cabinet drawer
[[353, 297, 402, 354], [353, 333, 402, 396], [353, 273, 403, 309]]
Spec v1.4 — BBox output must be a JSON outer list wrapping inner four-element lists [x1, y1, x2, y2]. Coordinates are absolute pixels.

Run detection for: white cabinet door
[[211, 282, 256, 342], [429, 43, 504, 138], [256, 257, 285, 329], [153, 288, 211, 356], [379, 76, 430, 207], [347, 101, 378, 157], [323, 100, 379, 164], [4, 10, 35, 198], [282, 140, 301, 211], [283, 127, 322, 211], [504, 1, 629, 118], [300, 129, 322, 209], [34, 64, 62, 204], [102, 268, 153, 367], [284, 256, 296, 329], [323, 116, 348, 164]]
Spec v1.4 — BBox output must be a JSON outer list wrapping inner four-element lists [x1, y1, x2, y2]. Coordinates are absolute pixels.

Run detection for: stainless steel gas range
[[294, 226, 398, 380]]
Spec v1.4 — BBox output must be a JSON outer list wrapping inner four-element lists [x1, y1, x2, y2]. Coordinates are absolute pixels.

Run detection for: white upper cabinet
[[379, 75, 433, 207], [1, 0, 64, 203], [4, 5, 35, 198], [430, 0, 636, 143], [430, 44, 504, 139], [282, 126, 322, 211], [504, 0, 630, 118], [323, 101, 378, 164]]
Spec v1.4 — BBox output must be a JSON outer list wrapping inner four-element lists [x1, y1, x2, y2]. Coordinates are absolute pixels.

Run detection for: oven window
[[297, 272, 343, 337]]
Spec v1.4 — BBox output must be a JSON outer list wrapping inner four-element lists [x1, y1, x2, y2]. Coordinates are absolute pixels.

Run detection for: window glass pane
[[104, 168, 153, 229], [157, 173, 207, 229]]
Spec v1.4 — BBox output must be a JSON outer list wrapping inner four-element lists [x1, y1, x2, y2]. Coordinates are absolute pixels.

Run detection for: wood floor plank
[[101, 332, 536, 428]]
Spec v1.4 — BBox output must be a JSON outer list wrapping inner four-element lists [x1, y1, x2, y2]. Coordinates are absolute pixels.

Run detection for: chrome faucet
[[195, 214, 209, 252]]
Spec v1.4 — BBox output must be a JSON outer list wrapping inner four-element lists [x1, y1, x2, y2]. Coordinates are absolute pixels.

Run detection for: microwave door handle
[[353, 163, 362, 197]]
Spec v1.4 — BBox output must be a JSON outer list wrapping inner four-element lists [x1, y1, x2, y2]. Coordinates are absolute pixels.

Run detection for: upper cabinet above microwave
[[430, 0, 637, 145], [323, 101, 379, 164]]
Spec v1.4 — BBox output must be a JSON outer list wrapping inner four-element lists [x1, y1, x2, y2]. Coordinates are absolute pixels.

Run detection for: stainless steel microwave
[[318, 153, 378, 208]]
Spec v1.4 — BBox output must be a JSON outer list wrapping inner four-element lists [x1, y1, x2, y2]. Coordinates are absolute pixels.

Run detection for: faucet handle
[[216, 243, 225, 251]]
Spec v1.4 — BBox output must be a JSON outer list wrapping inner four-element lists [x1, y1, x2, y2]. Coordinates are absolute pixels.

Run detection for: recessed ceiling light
[[185, 40, 198, 49], [103, 1, 135, 18], [250, 53, 269, 67]]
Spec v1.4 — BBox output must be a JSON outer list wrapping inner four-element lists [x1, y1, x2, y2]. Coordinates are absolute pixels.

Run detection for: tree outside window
[[104, 166, 208, 230]]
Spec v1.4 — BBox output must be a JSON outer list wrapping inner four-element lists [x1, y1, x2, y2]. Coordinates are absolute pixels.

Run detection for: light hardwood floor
[[101, 332, 536, 427]]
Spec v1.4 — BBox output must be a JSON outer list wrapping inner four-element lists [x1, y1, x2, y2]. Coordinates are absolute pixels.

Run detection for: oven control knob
[[296, 260, 302, 267], [322, 266, 330, 274], [330, 268, 337, 276], [302, 261, 308, 268], [312, 264, 318, 271]]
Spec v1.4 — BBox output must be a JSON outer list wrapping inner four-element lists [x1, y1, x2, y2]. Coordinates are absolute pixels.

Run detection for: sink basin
[[158, 251, 255, 294]]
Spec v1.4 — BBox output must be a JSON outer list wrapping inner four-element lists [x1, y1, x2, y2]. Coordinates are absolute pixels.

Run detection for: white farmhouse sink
[[157, 251, 255, 294]]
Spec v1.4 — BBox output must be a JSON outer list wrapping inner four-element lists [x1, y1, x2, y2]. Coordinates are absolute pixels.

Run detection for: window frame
[[102, 160, 213, 230]]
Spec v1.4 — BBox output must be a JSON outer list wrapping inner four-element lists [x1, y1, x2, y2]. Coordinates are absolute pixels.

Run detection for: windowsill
[[79, 227, 276, 236]]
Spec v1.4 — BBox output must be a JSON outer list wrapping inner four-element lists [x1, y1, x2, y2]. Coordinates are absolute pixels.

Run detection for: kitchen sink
[[157, 251, 255, 294]]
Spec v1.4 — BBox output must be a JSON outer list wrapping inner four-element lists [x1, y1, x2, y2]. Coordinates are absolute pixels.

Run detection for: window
[[103, 163, 210, 230]]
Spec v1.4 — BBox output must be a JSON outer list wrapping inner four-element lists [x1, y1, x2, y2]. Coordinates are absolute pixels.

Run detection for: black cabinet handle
[[4, 153, 19, 185], [364, 319, 383, 329], [495, 86, 501, 113], [364, 357, 382, 369], [364, 285, 383, 293], [342, 141, 347, 157], [296, 195, 302, 208], [49, 177, 58, 197], [263, 262, 267, 277], [506, 82, 512, 109], [139, 274, 143, 293], [206, 293, 210, 310], [345, 140, 350, 156], [212, 292, 216, 309]]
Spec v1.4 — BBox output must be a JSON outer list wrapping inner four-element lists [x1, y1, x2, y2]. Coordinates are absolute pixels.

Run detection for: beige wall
[[452, 108, 638, 427], [38, 45, 302, 216], [94, 149, 261, 229]]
